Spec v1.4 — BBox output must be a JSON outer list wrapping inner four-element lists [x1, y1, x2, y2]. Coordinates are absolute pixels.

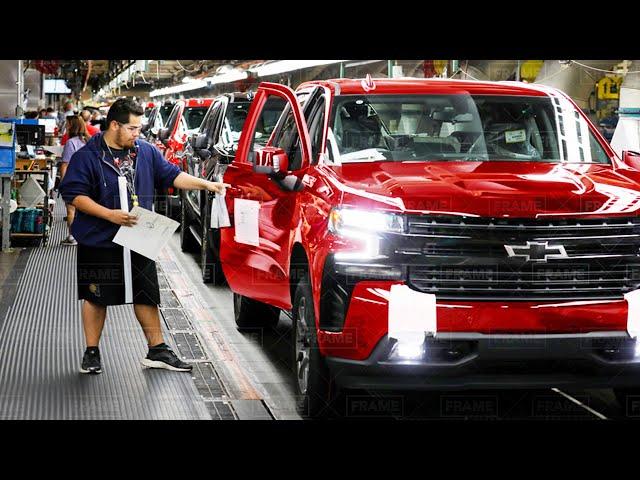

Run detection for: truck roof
[[184, 98, 214, 108], [299, 78, 552, 97]]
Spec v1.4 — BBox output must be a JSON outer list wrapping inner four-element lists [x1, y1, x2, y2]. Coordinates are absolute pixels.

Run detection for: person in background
[[599, 116, 618, 143], [58, 100, 75, 135], [24, 111, 39, 119], [91, 109, 106, 131], [39, 108, 48, 118], [80, 109, 100, 136], [61, 110, 99, 145], [59, 115, 90, 246]]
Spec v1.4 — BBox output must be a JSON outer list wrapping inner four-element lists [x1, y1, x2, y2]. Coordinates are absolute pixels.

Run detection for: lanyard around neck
[[105, 142, 139, 207]]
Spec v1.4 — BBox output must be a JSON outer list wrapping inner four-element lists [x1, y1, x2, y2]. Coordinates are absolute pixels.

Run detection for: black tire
[[200, 192, 225, 285], [233, 292, 280, 331], [171, 189, 182, 223], [179, 192, 198, 253], [292, 274, 343, 419]]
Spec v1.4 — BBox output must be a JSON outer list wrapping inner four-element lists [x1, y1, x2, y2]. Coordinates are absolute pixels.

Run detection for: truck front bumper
[[326, 332, 640, 390]]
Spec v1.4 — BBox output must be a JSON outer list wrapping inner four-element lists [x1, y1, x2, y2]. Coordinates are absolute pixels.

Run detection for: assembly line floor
[[0, 200, 275, 420]]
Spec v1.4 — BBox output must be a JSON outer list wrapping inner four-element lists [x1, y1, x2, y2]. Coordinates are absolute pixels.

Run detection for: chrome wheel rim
[[295, 296, 311, 395]]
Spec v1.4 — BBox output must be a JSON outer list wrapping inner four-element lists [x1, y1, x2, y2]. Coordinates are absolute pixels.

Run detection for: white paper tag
[[233, 198, 260, 246], [388, 284, 437, 338], [210, 195, 218, 229], [625, 289, 640, 338], [117, 176, 133, 303], [211, 190, 230, 229], [505, 129, 526, 144], [113, 206, 180, 261]]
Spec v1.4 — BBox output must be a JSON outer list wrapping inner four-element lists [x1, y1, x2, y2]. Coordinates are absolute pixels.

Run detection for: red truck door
[[221, 82, 312, 310], [162, 101, 185, 164]]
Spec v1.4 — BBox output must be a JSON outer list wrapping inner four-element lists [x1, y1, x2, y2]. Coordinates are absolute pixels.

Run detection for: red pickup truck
[[154, 98, 213, 219], [219, 77, 640, 417]]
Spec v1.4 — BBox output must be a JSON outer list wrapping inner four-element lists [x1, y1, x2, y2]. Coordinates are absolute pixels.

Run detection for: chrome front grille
[[401, 215, 640, 300]]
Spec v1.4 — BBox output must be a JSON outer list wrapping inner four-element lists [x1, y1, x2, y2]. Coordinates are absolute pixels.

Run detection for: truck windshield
[[184, 106, 208, 130], [160, 104, 174, 124], [328, 94, 610, 164]]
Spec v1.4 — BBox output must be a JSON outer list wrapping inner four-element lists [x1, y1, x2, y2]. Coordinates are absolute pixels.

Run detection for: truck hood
[[332, 161, 640, 218]]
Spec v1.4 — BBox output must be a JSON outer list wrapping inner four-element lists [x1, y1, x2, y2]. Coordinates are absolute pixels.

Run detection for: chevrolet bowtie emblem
[[504, 241, 568, 262]]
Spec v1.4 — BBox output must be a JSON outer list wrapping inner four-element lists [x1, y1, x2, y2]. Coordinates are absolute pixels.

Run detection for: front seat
[[483, 122, 541, 159], [339, 103, 383, 151]]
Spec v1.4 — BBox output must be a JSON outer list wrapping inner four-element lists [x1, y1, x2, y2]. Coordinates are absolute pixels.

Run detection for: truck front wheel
[[292, 274, 343, 418]]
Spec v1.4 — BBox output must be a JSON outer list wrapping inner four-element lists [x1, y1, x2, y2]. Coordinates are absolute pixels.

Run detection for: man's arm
[[172, 172, 229, 193], [72, 195, 138, 226]]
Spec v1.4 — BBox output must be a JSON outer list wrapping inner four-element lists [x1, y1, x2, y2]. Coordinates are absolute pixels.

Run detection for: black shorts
[[77, 244, 160, 306]]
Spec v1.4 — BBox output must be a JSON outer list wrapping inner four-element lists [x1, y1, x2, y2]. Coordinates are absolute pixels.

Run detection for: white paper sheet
[[117, 177, 133, 303], [210, 190, 230, 229], [18, 175, 46, 208], [388, 284, 437, 338], [42, 145, 63, 157], [112, 206, 180, 261], [233, 198, 260, 246], [625, 289, 640, 338]]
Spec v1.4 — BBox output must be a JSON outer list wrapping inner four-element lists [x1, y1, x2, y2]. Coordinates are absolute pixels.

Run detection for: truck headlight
[[329, 208, 404, 261], [328, 208, 404, 235]]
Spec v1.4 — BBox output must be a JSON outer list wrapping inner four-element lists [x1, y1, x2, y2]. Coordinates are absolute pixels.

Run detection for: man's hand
[[173, 172, 231, 193], [108, 210, 138, 227], [205, 181, 231, 194]]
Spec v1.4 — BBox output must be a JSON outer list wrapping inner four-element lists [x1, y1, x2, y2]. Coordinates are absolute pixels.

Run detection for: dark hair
[[106, 98, 144, 128], [67, 115, 90, 143], [46, 107, 54, 112]]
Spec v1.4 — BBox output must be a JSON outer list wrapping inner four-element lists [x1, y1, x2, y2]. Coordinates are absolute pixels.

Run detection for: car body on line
[[179, 92, 254, 283], [218, 77, 640, 417], [152, 98, 213, 219]]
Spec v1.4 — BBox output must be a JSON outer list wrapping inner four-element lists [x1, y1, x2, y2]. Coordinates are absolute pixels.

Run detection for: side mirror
[[158, 127, 169, 141], [193, 133, 208, 150], [197, 149, 212, 160], [253, 146, 289, 175], [622, 150, 640, 171]]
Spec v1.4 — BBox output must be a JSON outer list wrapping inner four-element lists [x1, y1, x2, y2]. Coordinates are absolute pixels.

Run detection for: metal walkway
[[0, 198, 225, 420]]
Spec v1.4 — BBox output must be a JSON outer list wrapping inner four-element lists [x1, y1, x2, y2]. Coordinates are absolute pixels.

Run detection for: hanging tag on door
[[233, 198, 260, 246]]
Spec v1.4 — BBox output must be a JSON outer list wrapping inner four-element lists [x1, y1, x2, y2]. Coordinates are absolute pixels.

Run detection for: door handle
[[225, 186, 243, 199]]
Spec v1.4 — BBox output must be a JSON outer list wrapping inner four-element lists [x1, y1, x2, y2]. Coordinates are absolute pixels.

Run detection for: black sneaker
[[80, 347, 102, 374], [141, 343, 192, 372]]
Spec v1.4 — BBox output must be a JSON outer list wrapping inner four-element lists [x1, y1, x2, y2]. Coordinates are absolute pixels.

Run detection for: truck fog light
[[392, 333, 426, 360], [396, 341, 424, 359]]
